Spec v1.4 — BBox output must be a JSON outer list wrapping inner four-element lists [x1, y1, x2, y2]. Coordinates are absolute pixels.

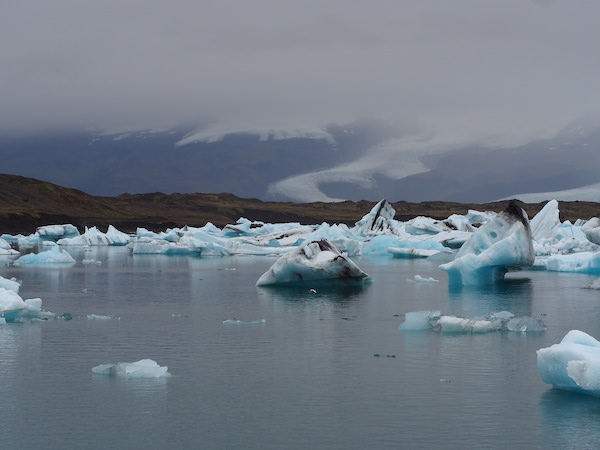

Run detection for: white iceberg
[[399, 310, 441, 331], [0, 289, 55, 322], [529, 200, 561, 241], [352, 200, 400, 236], [0, 275, 20, 293], [537, 330, 600, 397], [437, 316, 498, 333], [582, 217, 600, 246], [92, 359, 171, 378], [58, 226, 128, 246], [546, 252, 600, 274], [439, 202, 534, 285], [37, 224, 80, 240], [407, 275, 439, 283], [256, 239, 369, 286], [14, 246, 76, 265]]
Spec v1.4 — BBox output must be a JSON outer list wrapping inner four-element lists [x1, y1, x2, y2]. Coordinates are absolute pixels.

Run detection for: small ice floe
[[308, 288, 317, 294], [82, 259, 102, 266], [584, 278, 600, 289], [537, 330, 600, 397], [407, 275, 439, 283], [87, 314, 112, 320], [399, 310, 545, 333], [222, 319, 266, 324], [0, 275, 21, 293], [14, 246, 76, 265], [92, 359, 170, 378]]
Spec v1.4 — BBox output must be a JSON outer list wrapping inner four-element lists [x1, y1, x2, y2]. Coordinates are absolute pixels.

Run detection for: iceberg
[[582, 217, 600, 246], [545, 252, 600, 274], [14, 246, 76, 265], [352, 200, 400, 236], [256, 239, 369, 286], [0, 275, 20, 293], [537, 330, 600, 397], [57, 226, 128, 246], [399, 310, 441, 331], [407, 275, 439, 283], [92, 359, 171, 378], [529, 200, 561, 241], [37, 224, 80, 240], [0, 289, 55, 322], [439, 202, 534, 285], [400, 310, 544, 333]]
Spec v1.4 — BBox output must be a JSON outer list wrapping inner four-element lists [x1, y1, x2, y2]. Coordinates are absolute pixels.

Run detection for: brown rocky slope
[[1, 174, 599, 233]]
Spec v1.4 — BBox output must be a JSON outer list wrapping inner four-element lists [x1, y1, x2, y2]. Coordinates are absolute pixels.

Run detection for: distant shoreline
[[1, 173, 599, 234]]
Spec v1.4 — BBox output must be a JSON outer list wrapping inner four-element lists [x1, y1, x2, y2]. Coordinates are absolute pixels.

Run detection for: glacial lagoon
[[3, 246, 600, 449]]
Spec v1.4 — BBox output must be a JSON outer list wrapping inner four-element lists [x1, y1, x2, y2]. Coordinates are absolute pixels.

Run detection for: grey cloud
[[1, 0, 599, 138]]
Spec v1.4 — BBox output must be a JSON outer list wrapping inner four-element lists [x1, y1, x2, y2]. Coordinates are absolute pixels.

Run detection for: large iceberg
[[92, 359, 171, 378], [57, 226, 130, 246], [529, 200, 561, 241], [439, 202, 534, 285], [37, 224, 80, 240], [256, 239, 369, 286], [537, 330, 600, 397]]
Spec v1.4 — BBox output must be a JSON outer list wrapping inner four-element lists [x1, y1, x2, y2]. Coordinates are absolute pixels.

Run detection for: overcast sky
[[2, 0, 599, 140]]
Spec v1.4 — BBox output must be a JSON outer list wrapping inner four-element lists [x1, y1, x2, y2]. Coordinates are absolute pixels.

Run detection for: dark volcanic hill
[[1, 174, 600, 234]]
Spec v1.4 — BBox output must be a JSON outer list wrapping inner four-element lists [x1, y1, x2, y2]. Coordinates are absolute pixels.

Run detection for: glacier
[[439, 202, 534, 285], [256, 239, 369, 286], [537, 330, 600, 397]]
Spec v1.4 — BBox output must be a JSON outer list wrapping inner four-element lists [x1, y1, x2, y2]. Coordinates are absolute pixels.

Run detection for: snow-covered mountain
[[1, 118, 599, 203]]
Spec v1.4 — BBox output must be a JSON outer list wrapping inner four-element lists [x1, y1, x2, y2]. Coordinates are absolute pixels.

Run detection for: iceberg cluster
[[400, 310, 545, 333], [92, 359, 171, 378], [537, 330, 600, 397]]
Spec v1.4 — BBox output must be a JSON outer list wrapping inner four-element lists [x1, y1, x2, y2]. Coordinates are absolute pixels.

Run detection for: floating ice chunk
[[389, 247, 441, 258], [37, 224, 80, 240], [92, 359, 170, 378], [128, 238, 202, 255], [405, 216, 452, 235], [0, 237, 12, 250], [437, 316, 499, 333], [256, 239, 369, 286], [400, 310, 543, 334], [546, 252, 600, 274], [407, 275, 439, 283], [0, 275, 20, 293], [82, 259, 102, 266], [582, 217, 600, 246], [14, 246, 76, 265], [222, 319, 266, 324], [87, 314, 112, 320], [506, 317, 545, 332], [399, 310, 441, 331], [0, 288, 28, 313], [584, 278, 600, 289], [439, 202, 534, 285], [530, 200, 561, 241], [537, 330, 600, 397], [105, 225, 131, 245], [0, 290, 55, 322], [352, 200, 400, 236]]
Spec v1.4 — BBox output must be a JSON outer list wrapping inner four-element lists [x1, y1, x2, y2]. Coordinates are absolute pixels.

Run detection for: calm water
[[2, 247, 600, 449]]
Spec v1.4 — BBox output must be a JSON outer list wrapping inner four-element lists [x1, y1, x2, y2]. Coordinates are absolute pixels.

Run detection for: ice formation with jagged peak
[[439, 202, 534, 285], [537, 330, 600, 397], [256, 239, 369, 286], [57, 226, 130, 246]]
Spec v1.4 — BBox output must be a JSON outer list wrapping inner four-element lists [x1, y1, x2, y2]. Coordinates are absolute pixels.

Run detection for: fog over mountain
[[2, 1, 600, 202]]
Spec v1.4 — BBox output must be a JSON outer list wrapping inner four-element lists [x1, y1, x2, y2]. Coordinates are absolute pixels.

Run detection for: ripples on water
[[1, 247, 600, 449]]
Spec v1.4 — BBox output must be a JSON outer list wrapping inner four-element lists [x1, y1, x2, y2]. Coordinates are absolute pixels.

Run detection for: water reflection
[[539, 388, 600, 448], [447, 277, 534, 317], [257, 283, 369, 305]]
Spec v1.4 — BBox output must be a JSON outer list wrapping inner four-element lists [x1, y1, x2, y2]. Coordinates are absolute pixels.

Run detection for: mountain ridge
[[1, 173, 599, 234]]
